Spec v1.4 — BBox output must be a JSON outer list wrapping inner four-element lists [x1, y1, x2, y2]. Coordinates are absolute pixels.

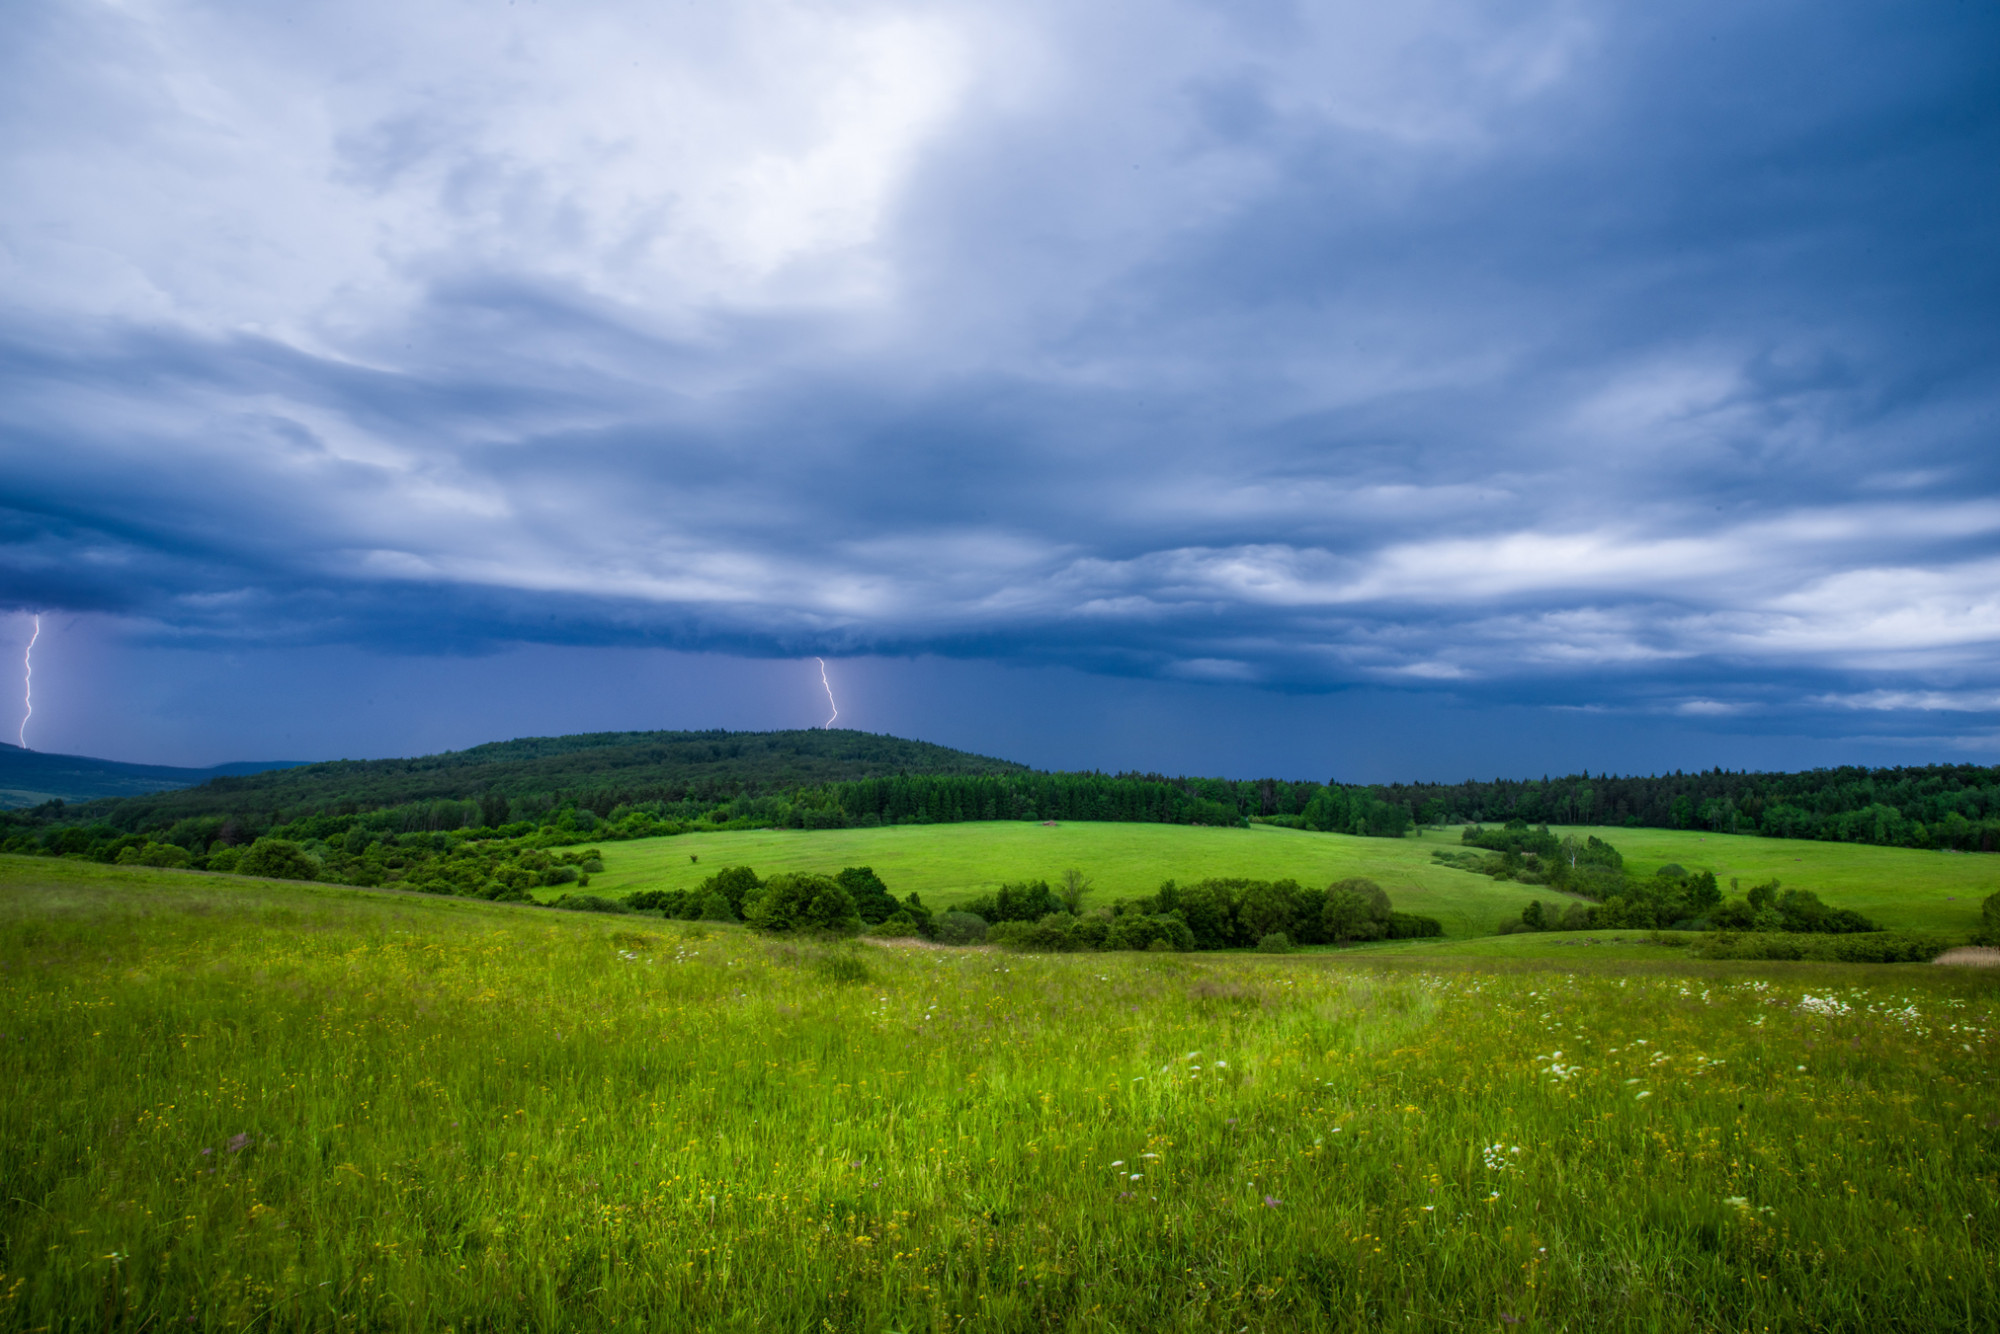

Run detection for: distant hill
[[0, 744, 304, 809], [59, 729, 1027, 827]]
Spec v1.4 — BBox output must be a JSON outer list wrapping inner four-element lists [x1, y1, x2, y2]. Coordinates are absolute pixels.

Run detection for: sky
[[2, 0, 1998, 778]]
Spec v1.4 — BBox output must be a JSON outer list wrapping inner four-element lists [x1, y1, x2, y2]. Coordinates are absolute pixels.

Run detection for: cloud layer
[[3, 0, 1997, 730]]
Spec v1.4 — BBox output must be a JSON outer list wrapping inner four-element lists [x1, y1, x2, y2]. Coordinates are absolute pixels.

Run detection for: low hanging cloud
[[2, 0, 1997, 724]]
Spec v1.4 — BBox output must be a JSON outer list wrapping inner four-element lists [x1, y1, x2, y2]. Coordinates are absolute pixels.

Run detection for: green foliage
[[1974, 891, 2000, 947], [115, 841, 192, 869], [1691, 931, 1952, 962], [1256, 931, 1295, 954], [235, 837, 318, 881], [743, 872, 862, 936], [1101, 912, 1194, 952], [1709, 884, 1876, 935], [698, 866, 762, 917], [834, 866, 897, 923], [990, 912, 1109, 952], [863, 893, 937, 940], [932, 910, 988, 945], [1057, 867, 1092, 913], [964, 879, 1062, 923], [548, 894, 629, 915], [1386, 911, 1445, 939], [1323, 877, 1392, 943]]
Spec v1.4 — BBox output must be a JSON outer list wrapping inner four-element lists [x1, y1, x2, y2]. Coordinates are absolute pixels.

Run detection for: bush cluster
[[970, 876, 1440, 953], [1689, 930, 1953, 962], [627, 865, 934, 940], [1467, 827, 1882, 936]]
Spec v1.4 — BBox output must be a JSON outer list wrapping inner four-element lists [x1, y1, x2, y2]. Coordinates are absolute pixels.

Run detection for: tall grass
[[1, 859, 1995, 1331]]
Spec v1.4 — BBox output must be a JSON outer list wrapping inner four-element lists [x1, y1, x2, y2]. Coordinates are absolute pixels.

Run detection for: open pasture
[[1, 856, 1994, 1331], [586, 821, 1994, 938]]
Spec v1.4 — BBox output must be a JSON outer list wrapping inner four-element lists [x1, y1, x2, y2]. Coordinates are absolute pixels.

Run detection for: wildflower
[[227, 1133, 251, 1153], [1110, 1160, 1124, 1168], [1635, 1090, 1652, 1100], [1129, 1173, 1143, 1180], [1263, 1195, 1282, 1207]]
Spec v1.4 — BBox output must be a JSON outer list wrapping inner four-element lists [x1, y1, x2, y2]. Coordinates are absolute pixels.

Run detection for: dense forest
[[2, 729, 1997, 871]]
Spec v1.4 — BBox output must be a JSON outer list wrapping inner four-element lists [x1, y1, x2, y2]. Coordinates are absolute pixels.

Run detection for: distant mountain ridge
[[0, 743, 304, 809], [50, 729, 1027, 825]]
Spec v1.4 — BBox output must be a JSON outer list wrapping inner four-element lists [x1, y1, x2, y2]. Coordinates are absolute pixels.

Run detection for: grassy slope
[[586, 821, 1997, 939], [2, 856, 1992, 1331]]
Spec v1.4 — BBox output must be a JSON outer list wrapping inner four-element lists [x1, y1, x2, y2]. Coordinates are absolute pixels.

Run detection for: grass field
[[2, 855, 1995, 1331], [584, 822, 1998, 938]]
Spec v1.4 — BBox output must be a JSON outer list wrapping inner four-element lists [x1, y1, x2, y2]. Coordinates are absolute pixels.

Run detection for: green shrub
[[835, 867, 897, 923], [698, 892, 736, 922], [699, 866, 764, 918], [1692, 930, 1952, 963], [116, 842, 192, 869], [743, 873, 861, 936], [1972, 891, 2000, 947], [236, 838, 318, 882], [1324, 878, 1391, 943], [548, 894, 628, 914], [1386, 911, 1444, 939], [933, 911, 988, 946], [1103, 912, 1193, 952], [964, 880, 1062, 923], [1256, 931, 1294, 954], [990, 912, 1111, 952], [200, 846, 242, 873]]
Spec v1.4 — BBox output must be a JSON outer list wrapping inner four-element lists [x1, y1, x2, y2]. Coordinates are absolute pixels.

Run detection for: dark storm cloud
[[2, 0, 1998, 733]]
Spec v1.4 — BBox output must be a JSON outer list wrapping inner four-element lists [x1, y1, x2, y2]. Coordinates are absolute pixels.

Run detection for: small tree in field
[[1059, 868, 1093, 914]]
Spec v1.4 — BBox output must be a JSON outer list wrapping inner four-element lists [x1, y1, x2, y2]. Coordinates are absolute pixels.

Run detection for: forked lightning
[[816, 657, 838, 729], [18, 613, 39, 750]]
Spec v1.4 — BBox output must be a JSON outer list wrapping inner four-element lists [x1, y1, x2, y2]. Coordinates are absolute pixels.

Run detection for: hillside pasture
[[1, 856, 1995, 1331], [586, 821, 1996, 939]]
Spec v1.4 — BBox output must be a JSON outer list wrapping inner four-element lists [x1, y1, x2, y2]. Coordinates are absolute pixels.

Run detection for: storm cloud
[[3, 0, 1998, 759]]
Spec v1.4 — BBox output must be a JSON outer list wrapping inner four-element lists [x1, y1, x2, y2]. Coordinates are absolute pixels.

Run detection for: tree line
[[564, 862, 1444, 955], [9, 729, 2000, 858]]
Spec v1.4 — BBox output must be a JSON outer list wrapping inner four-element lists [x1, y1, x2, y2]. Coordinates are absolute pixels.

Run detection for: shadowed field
[[1, 856, 1994, 1331]]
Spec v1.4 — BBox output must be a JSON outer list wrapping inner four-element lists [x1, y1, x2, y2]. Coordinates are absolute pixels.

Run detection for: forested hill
[[50, 729, 1025, 829], [0, 743, 302, 809], [4, 727, 1997, 862], [1374, 765, 2000, 852]]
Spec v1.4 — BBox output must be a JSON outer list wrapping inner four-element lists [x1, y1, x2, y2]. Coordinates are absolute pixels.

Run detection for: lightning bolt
[[816, 657, 838, 729], [19, 614, 39, 750]]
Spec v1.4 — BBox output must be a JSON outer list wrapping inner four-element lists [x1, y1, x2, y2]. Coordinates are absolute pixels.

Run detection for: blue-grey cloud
[[2, 0, 1997, 741]]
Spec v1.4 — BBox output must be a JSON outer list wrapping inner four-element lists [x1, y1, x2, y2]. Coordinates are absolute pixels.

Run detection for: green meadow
[[2, 854, 1995, 1332], [585, 821, 1997, 940]]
